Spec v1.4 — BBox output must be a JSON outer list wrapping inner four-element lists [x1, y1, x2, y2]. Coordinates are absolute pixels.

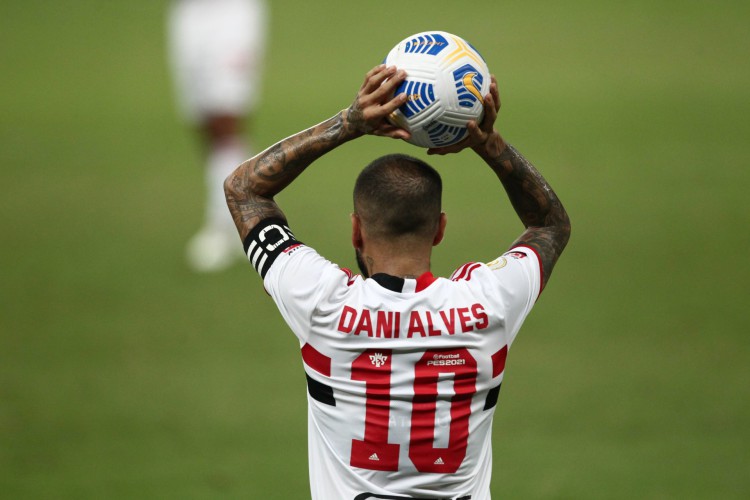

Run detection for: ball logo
[[404, 33, 449, 56], [462, 72, 483, 101], [453, 64, 484, 108], [394, 80, 436, 118]]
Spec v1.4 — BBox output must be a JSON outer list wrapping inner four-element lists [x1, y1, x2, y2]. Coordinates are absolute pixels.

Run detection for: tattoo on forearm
[[225, 112, 351, 239], [489, 144, 571, 287], [342, 99, 372, 137]]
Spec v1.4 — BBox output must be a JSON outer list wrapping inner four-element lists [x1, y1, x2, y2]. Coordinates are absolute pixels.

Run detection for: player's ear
[[432, 212, 447, 246], [351, 213, 363, 249]]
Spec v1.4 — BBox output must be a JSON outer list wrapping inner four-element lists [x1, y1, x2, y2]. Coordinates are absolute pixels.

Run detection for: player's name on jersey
[[337, 304, 489, 339]]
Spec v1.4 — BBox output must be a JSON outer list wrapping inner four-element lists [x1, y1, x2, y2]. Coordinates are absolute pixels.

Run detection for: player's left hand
[[344, 64, 411, 140], [427, 75, 502, 156]]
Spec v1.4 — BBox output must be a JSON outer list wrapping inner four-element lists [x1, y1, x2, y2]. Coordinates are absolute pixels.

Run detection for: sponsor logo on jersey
[[427, 352, 467, 367], [283, 243, 303, 255], [506, 251, 528, 260]]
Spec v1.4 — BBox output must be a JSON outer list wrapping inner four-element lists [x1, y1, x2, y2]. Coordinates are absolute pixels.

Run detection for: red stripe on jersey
[[491, 345, 508, 377], [450, 262, 476, 281], [301, 343, 331, 376], [464, 263, 481, 281], [451, 263, 481, 282], [415, 272, 437, 292], [283, 243, 303, 254], [510, 245, 544, 297], [340, 267, 358, 287]]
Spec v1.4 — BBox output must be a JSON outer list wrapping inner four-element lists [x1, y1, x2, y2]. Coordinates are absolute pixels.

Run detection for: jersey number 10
[[350, 348, 478, 473]]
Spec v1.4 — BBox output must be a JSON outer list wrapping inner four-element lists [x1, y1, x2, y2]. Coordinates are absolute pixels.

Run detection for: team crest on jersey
[[369, 352, 388, 367]]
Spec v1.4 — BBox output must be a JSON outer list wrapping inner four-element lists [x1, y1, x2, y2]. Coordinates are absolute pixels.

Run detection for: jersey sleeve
[[243, 217, 352, 344], [483, 245, 543, 346]]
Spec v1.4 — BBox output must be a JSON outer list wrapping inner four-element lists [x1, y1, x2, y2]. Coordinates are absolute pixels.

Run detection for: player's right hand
[[427, 75, 504, 157], [343, 65, 411, 140]]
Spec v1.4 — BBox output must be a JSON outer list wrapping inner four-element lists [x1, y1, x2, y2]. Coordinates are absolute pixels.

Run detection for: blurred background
[[1, 0, 748, 498]]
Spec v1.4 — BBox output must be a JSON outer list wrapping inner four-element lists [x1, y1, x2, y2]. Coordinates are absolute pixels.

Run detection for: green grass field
[[2, 0, 749, 497]]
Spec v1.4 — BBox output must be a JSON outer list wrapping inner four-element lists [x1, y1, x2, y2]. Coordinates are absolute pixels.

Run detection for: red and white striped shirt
[[245, 219, 542, 499]]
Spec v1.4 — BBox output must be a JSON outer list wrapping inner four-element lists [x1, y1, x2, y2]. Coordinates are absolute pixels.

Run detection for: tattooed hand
[[225, 65, 414, 240], [343, 64, 411, 140]]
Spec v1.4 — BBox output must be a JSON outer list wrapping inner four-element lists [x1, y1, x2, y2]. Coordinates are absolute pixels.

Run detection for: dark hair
[[353, 154, 442, 240]]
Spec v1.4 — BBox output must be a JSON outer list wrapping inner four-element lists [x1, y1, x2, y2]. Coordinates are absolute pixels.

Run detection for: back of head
[[354, 154, 442, 241]]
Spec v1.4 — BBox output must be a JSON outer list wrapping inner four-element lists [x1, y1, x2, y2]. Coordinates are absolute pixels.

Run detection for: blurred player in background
[[225, 65, 570, 498], [167, 0, 268, 272]]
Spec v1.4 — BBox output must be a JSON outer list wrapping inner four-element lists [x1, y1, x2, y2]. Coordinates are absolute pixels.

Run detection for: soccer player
[[225, 65, 571, 499], [167, 0, 268, 271]]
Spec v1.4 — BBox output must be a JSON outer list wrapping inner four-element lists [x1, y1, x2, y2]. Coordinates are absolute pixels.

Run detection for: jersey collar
[[370, 271, 437, 293]]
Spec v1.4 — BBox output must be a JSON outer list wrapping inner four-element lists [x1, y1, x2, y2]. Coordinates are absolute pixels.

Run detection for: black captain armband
[[243, 218, 301, 279]]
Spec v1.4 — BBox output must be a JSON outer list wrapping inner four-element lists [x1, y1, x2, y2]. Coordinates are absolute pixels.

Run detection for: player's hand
[[344, 65, 411, 140], [427, 75, 504, 157]]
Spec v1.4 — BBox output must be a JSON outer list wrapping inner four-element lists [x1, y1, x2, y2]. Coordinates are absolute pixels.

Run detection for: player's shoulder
[[449, 261, 485, 282], [448, 246, 542, 295]]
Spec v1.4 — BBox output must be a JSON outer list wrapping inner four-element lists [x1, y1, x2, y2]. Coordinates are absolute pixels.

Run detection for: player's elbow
[[223, 173, 235, 205], [223, 165, 246, 204], [560, 208, 571, 244], [555, 208, 572, 254]]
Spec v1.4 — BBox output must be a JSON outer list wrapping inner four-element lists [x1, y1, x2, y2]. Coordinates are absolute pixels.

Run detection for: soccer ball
[[384, 31, 491, 148]]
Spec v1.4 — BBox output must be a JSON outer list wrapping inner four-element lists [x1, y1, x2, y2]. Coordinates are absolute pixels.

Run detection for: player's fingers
[[426, 135, 472, 155], [427, 143, 464, 155], [480, 94, 497, 132], [467, 119, 486, 140], [370, 69, 407, 103], [365, 64, 385, 79], [358, 65, 383, 97], [362, 65, 398, 96], [378, 91, 408, 116], [490, 76, 500, 112], [374, 125, 411, 140], [361, 64, 386, 89]]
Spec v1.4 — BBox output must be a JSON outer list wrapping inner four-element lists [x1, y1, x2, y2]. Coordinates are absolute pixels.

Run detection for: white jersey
[[167, 0, 268, 122], [244, 219, 542, 500]]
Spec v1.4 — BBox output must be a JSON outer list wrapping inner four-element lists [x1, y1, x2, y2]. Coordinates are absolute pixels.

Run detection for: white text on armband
[[243, 218, 299, 278], [337, 304, 489, 339]]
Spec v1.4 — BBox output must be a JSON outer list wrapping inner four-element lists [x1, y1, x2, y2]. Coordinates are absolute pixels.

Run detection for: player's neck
[[361, 242, 432, 279]]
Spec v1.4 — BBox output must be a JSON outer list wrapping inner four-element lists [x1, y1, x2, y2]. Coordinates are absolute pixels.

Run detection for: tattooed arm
[[484, 142, 570, 290], [428, 76, 571, 290], [224, 65, 409, 241]]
